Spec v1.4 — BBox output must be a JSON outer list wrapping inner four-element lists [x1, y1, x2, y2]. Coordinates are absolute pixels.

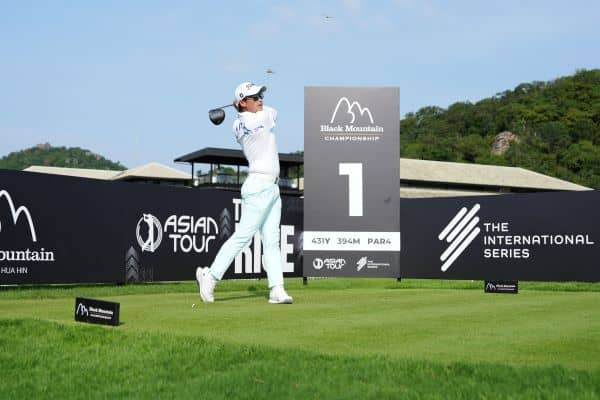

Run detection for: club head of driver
[[208, 108, 226, 125]]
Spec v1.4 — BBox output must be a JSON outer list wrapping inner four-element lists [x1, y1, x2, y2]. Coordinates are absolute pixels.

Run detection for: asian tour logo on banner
[[136, 213, 218, 254], [136, 214, 163, 252]]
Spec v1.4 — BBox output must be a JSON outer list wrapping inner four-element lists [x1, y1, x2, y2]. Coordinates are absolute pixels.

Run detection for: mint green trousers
[[209, 175, 284, 288]]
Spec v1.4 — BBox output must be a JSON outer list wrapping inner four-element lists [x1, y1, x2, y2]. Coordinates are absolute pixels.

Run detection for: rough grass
[[1, 319, 599, 400]]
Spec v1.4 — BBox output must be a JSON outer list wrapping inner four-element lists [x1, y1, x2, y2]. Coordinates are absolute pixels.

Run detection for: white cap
[[234, 82, 266, 110]]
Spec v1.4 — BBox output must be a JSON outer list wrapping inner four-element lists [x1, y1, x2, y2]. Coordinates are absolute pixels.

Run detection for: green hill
[[0, 143, 126, 171], [401, 69, 600, 189]]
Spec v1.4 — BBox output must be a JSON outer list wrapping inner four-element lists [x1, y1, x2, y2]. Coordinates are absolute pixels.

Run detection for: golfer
[[196, 82, 293, 304]]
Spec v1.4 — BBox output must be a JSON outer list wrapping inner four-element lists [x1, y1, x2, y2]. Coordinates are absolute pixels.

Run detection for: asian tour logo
[[313, 258, 324, 270], [0, 190, 55, 268], [136, 214, 163, 253], [320, 96, 384, 142], [438, 204, 481, 272], [136, 213, 218, 254], [312, 257, 345, 271]]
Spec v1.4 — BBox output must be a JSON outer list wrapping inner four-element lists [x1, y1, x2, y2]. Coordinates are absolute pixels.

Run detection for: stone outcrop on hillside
[[491, 131, 519, 155]]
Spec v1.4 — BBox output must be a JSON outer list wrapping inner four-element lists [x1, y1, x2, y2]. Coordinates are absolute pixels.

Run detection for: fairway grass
[[1, 279, 599, 399]]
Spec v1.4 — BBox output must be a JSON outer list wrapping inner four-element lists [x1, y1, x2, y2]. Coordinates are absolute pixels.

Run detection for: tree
[[397, 69, 600, 189], [0, 145, 126, 171], [562, 141, 600, 173]]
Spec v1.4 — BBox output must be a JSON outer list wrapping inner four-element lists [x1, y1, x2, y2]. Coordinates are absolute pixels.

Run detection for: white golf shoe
[[268, 285, 293, 304], [196, 267, 216, 303]]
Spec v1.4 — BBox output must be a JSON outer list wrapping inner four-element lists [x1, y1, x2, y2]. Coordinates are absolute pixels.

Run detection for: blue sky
[[1, 0, 599, 172]]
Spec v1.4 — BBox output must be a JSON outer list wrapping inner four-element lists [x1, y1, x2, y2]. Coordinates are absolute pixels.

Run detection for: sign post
[[303, 87, 400, 277]]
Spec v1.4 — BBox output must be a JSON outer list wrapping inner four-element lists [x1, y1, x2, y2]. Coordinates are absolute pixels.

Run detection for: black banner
[[0, 169, 303, 285], [0, 170, 127, 284], [2, 169, 599, 284], [401, 191, 600, 282]]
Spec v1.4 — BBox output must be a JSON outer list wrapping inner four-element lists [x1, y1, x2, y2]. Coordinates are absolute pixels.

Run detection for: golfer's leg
[[209, 188, 266, 280], [260, 189, 284, 288]]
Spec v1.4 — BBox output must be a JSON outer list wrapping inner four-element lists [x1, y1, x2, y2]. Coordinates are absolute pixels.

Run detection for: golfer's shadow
[[217, 290, 268, 302]]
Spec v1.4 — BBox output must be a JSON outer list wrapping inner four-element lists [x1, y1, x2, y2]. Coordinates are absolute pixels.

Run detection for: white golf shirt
[[233, 106, 280, 178]]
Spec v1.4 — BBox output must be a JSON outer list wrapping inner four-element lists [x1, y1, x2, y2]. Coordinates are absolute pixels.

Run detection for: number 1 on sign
[[339, 163, 363, 216]]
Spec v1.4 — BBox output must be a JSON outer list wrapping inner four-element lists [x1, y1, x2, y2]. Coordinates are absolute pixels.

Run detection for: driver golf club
[[208, 104, 235, 126]]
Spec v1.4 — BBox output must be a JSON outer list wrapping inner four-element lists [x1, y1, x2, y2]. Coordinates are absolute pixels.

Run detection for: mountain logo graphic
[[136, 214, 163, 253], [438, 204, 481, 272], [330, 97, 374, 124], [0, 190, 38, 242], [76, 303, 89, 316]]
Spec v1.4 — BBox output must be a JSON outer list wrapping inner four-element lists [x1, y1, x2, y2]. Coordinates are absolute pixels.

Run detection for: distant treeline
[[401, 69, 600, 189], [2, 70, 599, 188], [0, 144, 126, 171]]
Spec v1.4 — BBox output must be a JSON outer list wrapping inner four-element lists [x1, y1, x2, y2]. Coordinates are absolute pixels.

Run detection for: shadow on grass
[[217, 291, 268, 302]]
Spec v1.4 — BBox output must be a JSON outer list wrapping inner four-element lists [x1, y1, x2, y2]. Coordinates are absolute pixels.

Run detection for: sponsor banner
[[484, 281, 518, 294], [306, 251, 396, 278], [401, 191, 600, 282], [0, 170, 127, 284], [4, 169, 599, 284], [123, 186, 303, 282], [303, 87, 400, 277], [75, 297, 120, 326], [0, 169, 303, 285]]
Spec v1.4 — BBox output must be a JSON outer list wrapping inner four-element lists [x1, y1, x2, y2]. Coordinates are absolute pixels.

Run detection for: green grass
[[2, 277, 598, 300], [1, 279, 599, 399]]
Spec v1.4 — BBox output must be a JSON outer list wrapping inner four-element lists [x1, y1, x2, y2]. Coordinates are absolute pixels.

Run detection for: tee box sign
[[303, 87, 400, 277], [75, 297, 120, 326]]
